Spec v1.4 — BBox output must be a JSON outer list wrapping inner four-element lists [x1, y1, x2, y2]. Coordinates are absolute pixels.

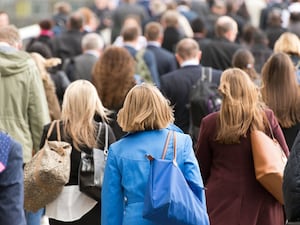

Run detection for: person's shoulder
[[202, 111, 219, 124]]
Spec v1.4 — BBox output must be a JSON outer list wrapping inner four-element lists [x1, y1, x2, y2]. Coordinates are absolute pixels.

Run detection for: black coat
[[200, 37, 242, 70], [160, 65, 222, 133], [283, 131, 300, 221]]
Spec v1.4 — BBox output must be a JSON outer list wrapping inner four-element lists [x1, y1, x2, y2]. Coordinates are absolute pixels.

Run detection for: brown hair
[[261, 52, 300, 128], [232, 48, 259, 81], [92, 46, 136, 110], [145, 22, 163, 41]]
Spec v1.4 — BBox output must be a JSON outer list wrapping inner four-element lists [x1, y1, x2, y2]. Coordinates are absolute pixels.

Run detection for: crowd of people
[[1, 0, 300, 224]]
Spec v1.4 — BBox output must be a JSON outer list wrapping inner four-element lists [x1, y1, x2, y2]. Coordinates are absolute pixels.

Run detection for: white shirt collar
[[147, 41, 161, 47], [180, 59, 199, 67]]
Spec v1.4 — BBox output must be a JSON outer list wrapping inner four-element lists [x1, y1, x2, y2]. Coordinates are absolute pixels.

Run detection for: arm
[[0, 138, 26, 225], [28, 60, 51, 154], [195, 117, 213, 184], [101, 147, 124, 225], [144, 51, 161, 88], [182, 134, 206, 205], [267, 110, 289, 156]]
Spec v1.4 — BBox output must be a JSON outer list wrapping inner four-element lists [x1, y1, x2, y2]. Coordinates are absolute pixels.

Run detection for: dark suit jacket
[[51, 30, 84, 65], [160, 65, 222, 133], [123, 45, 160, 87], [146, 44, 177, 78], [63, 53, 98, 82], [200, 37, 242, 70]]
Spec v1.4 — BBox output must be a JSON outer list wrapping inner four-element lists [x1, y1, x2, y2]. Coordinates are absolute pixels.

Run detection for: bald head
[[176, 38, 200, 60], [215, 15, 238, 42]]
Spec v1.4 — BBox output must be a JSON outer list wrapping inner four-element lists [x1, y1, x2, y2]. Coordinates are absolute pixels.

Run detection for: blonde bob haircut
[[117, 83, 174, 132], [61, 80, 109, 149], [216, 68, 265, 144]]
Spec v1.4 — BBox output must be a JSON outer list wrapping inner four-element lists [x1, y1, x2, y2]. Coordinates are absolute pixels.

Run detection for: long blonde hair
[[61, 80, 109, 149], [216, 68, 265, 144]]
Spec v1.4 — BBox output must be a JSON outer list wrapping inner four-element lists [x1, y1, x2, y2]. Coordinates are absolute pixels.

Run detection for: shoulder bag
[[251, 117, 287, 204], [143, 131, 210, 225], [78, 122, 108, 201], [24, 120, 72, 212]]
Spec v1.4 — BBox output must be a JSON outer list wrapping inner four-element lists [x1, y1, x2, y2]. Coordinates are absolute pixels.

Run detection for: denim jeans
[[25, 208, 44, 225]]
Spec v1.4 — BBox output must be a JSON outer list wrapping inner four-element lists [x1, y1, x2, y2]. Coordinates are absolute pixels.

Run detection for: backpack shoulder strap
[[201, 66, 213, 82]]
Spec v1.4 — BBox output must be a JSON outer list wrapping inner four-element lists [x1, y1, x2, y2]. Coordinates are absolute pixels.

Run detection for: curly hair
[[92, 46, 136, 110]]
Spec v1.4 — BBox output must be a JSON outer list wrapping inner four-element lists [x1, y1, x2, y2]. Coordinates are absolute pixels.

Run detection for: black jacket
[[283, 131, 300, 221]]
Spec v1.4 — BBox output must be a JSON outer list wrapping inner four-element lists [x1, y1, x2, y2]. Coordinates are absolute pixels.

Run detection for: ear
[[198, 51, 202, 62], [175, 53, 182, 65]]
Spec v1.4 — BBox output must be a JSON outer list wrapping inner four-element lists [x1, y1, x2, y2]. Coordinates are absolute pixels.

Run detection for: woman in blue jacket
[[101, 83, 207, 225]]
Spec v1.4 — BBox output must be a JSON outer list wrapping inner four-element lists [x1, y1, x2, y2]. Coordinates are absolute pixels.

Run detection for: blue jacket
[[101, 125, 206, 225], [0, 133, 26, 225]]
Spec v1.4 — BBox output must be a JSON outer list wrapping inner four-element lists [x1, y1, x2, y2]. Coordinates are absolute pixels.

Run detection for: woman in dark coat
[[196, 68, 289, 225], [40, 80, 116, 225]]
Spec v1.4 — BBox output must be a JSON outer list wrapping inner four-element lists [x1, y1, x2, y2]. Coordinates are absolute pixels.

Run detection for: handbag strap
[[262, 112, 275, 140], [161, 131, 177, 162], [46, 120, 61, 141], [96, 122, 108, 155]]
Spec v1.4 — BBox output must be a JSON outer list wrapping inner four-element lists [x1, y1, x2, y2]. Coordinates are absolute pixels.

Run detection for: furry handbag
[[24, 120, 71, 212]]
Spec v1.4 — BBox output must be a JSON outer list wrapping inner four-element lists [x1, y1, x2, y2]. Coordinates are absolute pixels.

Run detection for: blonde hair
[[273, 32, 300, 56], [0, 25, 21, 46], [217, 68, 265, 144], [61, 80, 109, 149], [117, 83, 174, 132]]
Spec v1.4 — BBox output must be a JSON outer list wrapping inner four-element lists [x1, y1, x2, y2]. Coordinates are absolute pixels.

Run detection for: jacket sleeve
[[195, 117, 212, 184], [101, 147, 124, 225], [181, 134, 207, 208], [144, 51, 161, 88], [266, 109, 289, 156], [283, 131, 300, 220], [0, 138, 26, 225], [28, 60, 51, 154]]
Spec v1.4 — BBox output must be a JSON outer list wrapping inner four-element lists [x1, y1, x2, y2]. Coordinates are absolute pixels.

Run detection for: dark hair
[[191, 17, 206, 34]]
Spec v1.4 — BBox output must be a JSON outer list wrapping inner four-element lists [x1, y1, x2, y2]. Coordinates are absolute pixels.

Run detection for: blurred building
[[0, 0, 94, 28]]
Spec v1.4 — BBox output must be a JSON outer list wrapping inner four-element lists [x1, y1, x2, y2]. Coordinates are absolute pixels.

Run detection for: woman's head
[[232, 48, 258, 81], [261, 52, 300, 127], [217, 68, 264, 143], [61, 80, 109, 148], [62, 80, 108, 123], [273, 32, 300, 56], [92, 46, 136, 110], [117, 83, 174, 132]]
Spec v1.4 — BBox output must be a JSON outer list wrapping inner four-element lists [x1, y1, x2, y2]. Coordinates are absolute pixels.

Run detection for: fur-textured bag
[[24, 120, 72, 212]]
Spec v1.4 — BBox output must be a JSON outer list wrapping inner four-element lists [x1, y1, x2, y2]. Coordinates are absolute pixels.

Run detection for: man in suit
[[160, 38, 222, 134], [121, 22, 161, 87], [200, 15, 242, 70], [63, 32, 104, 81], [144, 21, 178, 78]]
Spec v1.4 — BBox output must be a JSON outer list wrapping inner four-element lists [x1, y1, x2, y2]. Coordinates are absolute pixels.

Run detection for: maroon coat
[[196, 109, 288, 225]]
